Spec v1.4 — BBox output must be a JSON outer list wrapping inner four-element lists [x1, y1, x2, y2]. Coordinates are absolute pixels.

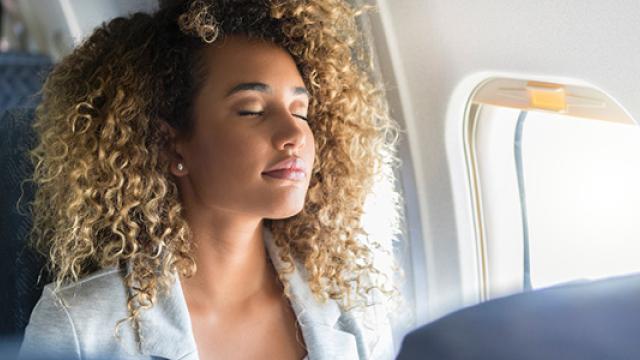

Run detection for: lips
[[262, 156, 306, 181]]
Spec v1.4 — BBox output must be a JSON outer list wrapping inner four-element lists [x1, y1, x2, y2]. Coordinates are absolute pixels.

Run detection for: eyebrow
[[224, 82, 310, 98]]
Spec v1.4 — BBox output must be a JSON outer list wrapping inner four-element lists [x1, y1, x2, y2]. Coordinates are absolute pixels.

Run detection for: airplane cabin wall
[[369, 0, 640, 324]]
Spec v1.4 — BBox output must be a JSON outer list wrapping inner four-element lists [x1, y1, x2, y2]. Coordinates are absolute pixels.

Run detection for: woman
[[18, 0, 402, 359]]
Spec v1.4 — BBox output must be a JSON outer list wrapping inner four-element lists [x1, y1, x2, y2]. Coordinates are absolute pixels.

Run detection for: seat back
[[0, 52, 53, 337], [0, 107, 53, 337]]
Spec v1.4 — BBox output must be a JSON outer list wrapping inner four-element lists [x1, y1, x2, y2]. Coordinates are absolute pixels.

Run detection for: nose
[[271, 106, 307, 153]]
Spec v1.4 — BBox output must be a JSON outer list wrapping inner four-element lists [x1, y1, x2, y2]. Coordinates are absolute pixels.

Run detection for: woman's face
[[172, 34, 315, 220]]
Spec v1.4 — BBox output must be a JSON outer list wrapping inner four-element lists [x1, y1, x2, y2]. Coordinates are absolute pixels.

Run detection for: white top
[[19, 226, 395, 360]]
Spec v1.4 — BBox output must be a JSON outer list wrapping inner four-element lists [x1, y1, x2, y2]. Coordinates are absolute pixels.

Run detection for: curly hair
[[25, 0, 403, 349]]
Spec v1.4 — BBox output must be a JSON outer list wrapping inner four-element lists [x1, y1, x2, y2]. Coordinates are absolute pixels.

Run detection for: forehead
[[200, 35, 305, 95]]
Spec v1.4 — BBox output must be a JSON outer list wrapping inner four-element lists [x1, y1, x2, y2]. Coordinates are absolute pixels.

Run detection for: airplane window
[[518, 110, 640, 288], [466, 77, 639, 299]]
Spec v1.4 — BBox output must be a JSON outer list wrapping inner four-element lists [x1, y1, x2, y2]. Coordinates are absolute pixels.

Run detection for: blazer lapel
[[263, 226, 360, 360], [125, 260, 199, 360]]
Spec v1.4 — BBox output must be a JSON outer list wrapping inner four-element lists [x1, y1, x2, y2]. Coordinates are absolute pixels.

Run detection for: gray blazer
[[18, 227, 395, 360]]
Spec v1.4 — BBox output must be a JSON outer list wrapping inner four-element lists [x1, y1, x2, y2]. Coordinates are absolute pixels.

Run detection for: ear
[[159, 119, 189, 177]]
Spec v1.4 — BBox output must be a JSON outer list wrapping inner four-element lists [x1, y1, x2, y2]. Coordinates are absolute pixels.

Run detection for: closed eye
[[238, 111, 308, 122], [238, 111, 264, 117]]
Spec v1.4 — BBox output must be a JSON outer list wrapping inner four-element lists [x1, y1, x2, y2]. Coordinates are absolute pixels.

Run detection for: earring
[[177, 162, 184, 171]]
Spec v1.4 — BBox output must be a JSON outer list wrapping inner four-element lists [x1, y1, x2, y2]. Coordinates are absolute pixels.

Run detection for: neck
[[179, 207, 278, 314]]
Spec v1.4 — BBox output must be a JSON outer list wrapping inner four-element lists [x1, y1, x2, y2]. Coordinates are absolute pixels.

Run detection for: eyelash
[[238, 111, 308, 122]]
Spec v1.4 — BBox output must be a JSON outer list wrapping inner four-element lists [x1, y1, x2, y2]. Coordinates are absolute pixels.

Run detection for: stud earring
[[177, 162, 184, 171]]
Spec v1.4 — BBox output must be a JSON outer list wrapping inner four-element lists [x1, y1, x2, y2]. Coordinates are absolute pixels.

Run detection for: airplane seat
[[0, 52, 53, 340], [0, 52, 51, 113], [396, 273, 640, 359], [0, 107, 53, 340]]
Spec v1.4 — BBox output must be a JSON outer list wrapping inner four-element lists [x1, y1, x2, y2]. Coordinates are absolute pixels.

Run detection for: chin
[[266, 203, 305, 220]]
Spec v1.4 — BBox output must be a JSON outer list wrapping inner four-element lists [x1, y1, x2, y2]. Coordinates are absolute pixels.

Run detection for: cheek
[[191, 128, 265, 181]]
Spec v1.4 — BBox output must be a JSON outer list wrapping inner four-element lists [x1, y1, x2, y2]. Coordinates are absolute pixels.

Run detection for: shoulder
[[45, 266, 125, 299], [41, 265, 130, 323], [20, 266, 138, 360]]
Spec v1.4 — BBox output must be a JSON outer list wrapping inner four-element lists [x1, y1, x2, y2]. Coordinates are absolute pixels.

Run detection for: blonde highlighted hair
[[25, 0, 403, 347]]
